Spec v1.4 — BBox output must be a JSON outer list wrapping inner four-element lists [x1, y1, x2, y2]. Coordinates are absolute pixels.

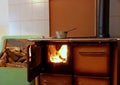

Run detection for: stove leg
[[35, 76, 40, 85]]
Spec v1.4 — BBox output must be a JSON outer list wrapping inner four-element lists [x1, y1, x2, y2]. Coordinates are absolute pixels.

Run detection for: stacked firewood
[[0, 47, 27, 68]]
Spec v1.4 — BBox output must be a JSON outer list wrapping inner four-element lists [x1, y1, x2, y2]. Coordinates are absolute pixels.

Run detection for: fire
[[48, 45, 68, 63]]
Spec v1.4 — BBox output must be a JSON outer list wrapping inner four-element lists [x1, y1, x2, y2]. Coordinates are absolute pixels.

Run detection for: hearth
[[42, 43, 72, 74]]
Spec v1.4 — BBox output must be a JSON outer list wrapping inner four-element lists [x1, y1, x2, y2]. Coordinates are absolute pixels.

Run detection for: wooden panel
[[73, 44, 110, 76], [50, 0, 96, 37], [40, 74, 72, 85], [75, 76, 110, 85]]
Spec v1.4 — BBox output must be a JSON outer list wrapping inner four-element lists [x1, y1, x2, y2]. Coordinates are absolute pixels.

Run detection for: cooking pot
[[56, 28, 76, 38]]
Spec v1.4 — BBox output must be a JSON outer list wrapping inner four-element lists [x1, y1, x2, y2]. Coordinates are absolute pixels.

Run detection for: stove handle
[[79, 51, 106, 56]]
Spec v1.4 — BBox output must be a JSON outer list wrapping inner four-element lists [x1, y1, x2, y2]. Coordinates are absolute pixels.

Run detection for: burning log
[[48, 45, 68, 63]]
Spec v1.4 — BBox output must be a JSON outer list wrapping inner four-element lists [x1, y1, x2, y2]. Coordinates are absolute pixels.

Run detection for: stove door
[[27, 44, 42, 82]]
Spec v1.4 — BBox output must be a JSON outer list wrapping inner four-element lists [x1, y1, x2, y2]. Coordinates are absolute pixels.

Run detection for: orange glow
[[48, 45, 68, 63]]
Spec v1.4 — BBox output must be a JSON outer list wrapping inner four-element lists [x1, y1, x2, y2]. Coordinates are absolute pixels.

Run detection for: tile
[[8, 0, 32, 4], [8, 0, 50, 36], [43, 3, 49, 20], [19, 4, 33, 20], [8, 21, 21, 35], [32, 3, 49, 20], [110, 0, 120, 16], [20, 21, 34, 35], [32, 21, 49, 36], [18, 0, 32, 4], [32, 0, 48, 3], [109, 16, 120, 37], [32, 3, 44, 19], [8, 0, 17, 4], [8, 4, 20, 21]]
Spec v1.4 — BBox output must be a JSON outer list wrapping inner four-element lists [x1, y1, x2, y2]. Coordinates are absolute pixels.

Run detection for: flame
[[48, 45, 68, 63]]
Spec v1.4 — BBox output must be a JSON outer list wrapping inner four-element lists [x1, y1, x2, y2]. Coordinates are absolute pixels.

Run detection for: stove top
[[28, 37, 120, 43]]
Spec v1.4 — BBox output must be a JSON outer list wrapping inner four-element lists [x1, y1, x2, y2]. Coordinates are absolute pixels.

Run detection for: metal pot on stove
[[56, 28, 76, 38]]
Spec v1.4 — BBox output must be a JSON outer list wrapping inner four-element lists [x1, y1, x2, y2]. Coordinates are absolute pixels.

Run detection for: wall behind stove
[[50, 0, 120, 38], [110, 0, 120, 37], [0, 0, 120, 39], [0, 0, 9, 39], [8, 0, 50, 37], [50, 0, 96, 37]]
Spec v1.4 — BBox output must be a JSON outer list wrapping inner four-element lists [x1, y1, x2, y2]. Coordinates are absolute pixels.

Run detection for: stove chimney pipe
[[97, 0, 110, 38]]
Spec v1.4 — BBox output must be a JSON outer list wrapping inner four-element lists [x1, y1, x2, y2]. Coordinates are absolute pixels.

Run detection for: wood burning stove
[[27, 38, 119, 85]]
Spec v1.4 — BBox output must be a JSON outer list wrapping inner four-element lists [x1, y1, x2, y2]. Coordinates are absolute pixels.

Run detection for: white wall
[[0, 0, 9, 39], [8, 0, 49, 37]]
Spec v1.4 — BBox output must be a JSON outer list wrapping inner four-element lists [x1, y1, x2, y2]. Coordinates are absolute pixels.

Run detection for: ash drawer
[[40, 74, 72, 85], [75, 76, 110, 85], [73, 44, 110, 76]]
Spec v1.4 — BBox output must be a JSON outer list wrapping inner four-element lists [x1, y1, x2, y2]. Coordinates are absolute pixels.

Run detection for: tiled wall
[[6, 0, 120, 37], [0, 0, 8, 39], [8, 0, 49, 37], [110, 0, 120, 37]]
